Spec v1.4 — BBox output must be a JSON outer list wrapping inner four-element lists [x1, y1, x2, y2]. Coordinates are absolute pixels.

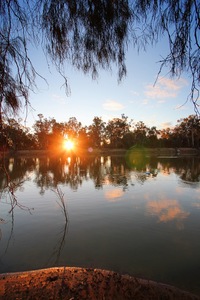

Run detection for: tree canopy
[[1, 113, 199, 151], [0, 0, 199, 125]]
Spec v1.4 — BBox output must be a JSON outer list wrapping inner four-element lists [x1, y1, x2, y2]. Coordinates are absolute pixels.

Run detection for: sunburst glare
[[63, 139, 74, 151]]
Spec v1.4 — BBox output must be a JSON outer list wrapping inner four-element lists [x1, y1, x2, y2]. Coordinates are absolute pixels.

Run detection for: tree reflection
[[179, 157, 200, 182], [0, 156, 34, 213], [46, 221, 68, 266], [3, 210, 14, 254], [0, 158, 69, 261], [0, 153, 199, 266], [46, 187, 68, 265], [0, 154, 200, 196], [0, 155, 34, 256]]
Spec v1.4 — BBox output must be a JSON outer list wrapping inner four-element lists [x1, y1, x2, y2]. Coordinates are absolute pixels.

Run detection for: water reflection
[[46, 221, 68, 266], [146, 198, 190, 229], [104, 188, 124, 202], [1, 154, 200, 194], [0, 153, 200, 295], [1, 153, 199, 233], [3, 211, 14, 255]]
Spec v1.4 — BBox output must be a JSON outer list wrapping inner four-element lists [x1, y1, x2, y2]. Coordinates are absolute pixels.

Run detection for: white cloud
[[160, 122, 173, 129], [144, 77, 187, 100], [52, 94, 66, 104], [103, 99, 124, 111]]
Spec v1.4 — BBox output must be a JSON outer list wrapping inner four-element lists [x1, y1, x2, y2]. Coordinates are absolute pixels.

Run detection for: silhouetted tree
[[64, 117, 82, 140], [78, 126, 90, 149], [106, 114, 131, 148], [159, 128, 173, 147], [176, 115, 200, 148], [147, 126, 160, 148], [0, 118, 36, 150], [88, 117, 106, 148], [1, 112, 200, 150], [133, 121, 148, 147], [33, 114, 53, 149]]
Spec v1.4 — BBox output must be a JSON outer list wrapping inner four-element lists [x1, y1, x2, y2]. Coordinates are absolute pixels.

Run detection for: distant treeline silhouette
[[0, 114, 199, 151]]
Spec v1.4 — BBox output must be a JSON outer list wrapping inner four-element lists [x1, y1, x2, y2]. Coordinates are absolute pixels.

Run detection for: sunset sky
[[22, 34, 196, 130]]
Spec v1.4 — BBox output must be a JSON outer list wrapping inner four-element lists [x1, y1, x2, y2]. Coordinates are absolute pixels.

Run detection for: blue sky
[[21, 35, 196, 130]]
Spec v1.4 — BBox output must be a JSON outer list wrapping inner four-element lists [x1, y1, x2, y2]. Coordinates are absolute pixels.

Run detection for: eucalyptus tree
[[176, 115, 200, 147], [78, 126, 90, 149], [106, 114, 131, 148], [88, 117, 106, 148], [33, 114, 54, 149], [50, 119, 67, 150], [0, 0, 199, 129], [0, 118, 36, 150], [64, 117, 82, 140], [159, 128, 172, 140], [147, 126, 160, 147], [133, 121, 149, 147]]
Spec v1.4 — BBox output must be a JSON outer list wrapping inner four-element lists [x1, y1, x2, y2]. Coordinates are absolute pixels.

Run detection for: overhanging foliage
[[0, 0, 199, 124]]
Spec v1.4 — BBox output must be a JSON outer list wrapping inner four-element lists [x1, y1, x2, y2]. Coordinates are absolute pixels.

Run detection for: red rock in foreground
[[0, 267, 199, 299]]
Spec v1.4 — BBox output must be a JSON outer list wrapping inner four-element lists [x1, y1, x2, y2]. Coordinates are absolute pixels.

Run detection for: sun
[[63, 139, 74, 151]]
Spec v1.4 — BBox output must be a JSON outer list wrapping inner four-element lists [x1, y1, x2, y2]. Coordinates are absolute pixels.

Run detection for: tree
[[159, 127, 173, 147], [64, 117, 82, 140], [0, 63, 23, 131], [176, 115, 200, 148], [0, 1, 36, 130], [50, 119, 66, 150], [106, 114, 131, 148], [133, 121, 148, 147], [147, 126, 160, 147], [0, 0, 199, 127], [78, 126, 90, 149], [0, 118, 36, 150], [88, 117, 106, 148], [33, 114, 53, 149]]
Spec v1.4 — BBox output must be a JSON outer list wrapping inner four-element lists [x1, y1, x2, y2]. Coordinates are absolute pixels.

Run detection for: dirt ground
[[0, 267, 199, 300]]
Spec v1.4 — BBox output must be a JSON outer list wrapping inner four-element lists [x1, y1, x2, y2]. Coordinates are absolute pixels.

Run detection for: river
[[0, 152, 200, 295]]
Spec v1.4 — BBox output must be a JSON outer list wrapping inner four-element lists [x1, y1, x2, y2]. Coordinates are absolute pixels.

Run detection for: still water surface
[[0, 152, 200, 295]]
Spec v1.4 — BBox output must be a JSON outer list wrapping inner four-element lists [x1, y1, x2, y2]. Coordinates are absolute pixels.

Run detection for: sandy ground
[[0, 267, 199, 300]]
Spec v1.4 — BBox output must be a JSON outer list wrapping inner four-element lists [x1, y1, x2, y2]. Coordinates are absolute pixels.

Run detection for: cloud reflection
[[147, 198, 190, 229], [104, 188, 124, 202], [192, 202, 200, 208]]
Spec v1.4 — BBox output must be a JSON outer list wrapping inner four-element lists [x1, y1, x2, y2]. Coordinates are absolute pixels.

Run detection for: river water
[[0, 152, 200, 295]]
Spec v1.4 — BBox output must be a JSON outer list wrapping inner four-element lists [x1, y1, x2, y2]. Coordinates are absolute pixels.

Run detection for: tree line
[[0, 114, 199, 151]]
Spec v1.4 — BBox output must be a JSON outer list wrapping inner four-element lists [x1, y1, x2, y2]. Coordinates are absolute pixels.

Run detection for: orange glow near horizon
[[63, 139, 74, 151]]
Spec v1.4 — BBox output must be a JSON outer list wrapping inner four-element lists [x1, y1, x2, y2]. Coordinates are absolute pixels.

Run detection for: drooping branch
[[0, 0, 199, 120], [41, 0, 132, 81]]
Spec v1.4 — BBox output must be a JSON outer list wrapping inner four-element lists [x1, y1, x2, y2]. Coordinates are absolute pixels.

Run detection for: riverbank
[[0, 267, 199, 299], [1, 147, 200, 157]]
